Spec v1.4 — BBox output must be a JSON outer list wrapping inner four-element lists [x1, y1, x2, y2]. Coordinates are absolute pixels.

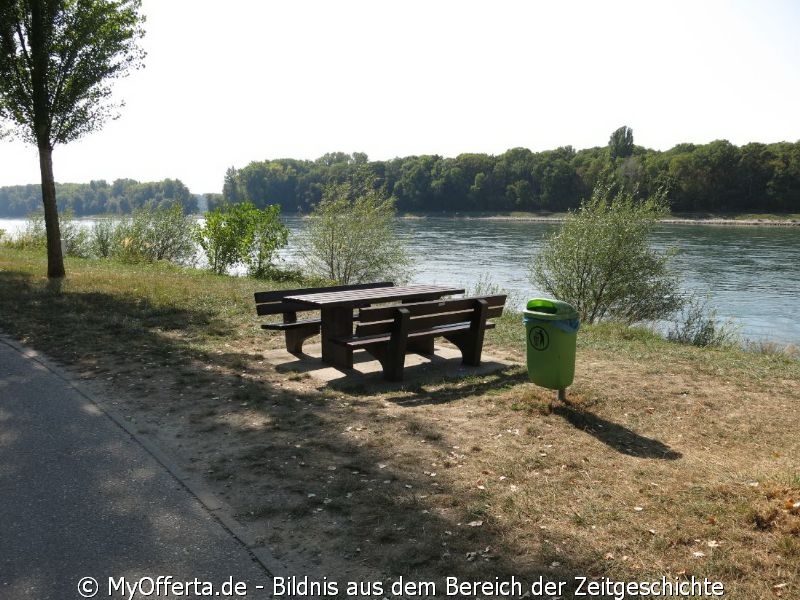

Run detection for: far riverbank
[[415, 212, 800, 226]]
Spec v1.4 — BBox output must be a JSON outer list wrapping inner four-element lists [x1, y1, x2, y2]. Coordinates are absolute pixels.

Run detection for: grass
[[1, 247, 799, 598]]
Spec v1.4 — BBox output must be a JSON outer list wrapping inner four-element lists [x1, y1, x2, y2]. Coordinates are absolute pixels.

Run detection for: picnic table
[[285, 284, 465, 369]]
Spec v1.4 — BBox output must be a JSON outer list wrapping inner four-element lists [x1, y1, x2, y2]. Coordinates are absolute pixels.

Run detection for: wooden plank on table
[[359, 294, 506, 322], [287, 285, 464, 307], [255, 281, 393, 313]]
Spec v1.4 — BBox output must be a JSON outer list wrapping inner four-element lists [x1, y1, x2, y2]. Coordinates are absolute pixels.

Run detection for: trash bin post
[[523, 298, 580, 400]]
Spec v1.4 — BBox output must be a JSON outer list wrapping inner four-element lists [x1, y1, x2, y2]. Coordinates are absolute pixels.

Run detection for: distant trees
[[218, 138, 800, 216], [0, 178, 196, 216], [3, 133, 800, 219], [609, 126, 635, 159]]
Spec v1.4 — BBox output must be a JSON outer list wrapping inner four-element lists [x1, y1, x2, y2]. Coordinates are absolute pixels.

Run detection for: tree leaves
[[531, 182, 682, 325], [0, 0, 145, 146], [298, 182, 414, 285], [195, 201, 288, 276]]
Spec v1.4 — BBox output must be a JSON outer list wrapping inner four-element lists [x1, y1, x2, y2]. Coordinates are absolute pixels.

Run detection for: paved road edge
[[0, 333, 306, 581]]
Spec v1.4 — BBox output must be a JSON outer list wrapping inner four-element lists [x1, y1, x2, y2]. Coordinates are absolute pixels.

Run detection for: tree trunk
[[38, 144, 65, 279]]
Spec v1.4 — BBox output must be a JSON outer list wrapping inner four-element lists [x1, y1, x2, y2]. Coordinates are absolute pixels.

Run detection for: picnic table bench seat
[[255, 281, 393, 354], [333, 294, 506, 381]]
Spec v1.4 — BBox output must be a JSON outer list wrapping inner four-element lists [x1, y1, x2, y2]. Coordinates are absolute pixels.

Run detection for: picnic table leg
[[281, 311, 320, 355], [320, 306, 354, 369], [459, 299, 489, 365]]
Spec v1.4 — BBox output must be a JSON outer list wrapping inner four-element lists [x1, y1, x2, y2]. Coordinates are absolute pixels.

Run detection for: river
[[2, 216, 798, 346]]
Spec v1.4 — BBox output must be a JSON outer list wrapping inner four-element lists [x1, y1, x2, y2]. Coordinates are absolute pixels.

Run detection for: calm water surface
[[282, 216, 800, 346], [2, 216, 798, 345]]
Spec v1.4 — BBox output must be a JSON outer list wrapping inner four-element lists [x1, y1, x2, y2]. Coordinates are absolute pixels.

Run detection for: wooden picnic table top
[[285, 284, 465, 308]]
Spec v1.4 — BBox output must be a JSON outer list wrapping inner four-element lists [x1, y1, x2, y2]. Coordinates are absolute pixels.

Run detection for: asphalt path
[[0, 337, 274, 600]]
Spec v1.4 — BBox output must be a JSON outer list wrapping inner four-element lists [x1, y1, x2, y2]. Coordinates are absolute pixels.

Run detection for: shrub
[[466, 272, 520, 311], [59, 211, 91, 258], [297, 183, 414, 285], [666, 293, 738, 347], [89, 218, 118, 258], [114, 203, 197, 264], [8, 212, 48, 250], [195, 201, 288, 276], [243, 204, 290, 278], [743, 340, 799, 359], [530, 183, 683, 325], [4, 210, 89, 257]]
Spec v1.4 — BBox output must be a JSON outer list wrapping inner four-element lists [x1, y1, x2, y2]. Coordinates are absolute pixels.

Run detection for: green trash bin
[[523, 298, 580, 392]]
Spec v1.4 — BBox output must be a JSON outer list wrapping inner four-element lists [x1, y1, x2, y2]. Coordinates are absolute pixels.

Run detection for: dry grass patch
[[1, 249, 798, 598]]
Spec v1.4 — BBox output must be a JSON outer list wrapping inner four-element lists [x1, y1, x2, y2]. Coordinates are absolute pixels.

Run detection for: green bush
[[297, 183, 414, 285], [667, 293, 738, 347], [4, 210, 90, 258], [530, 183, 683, 325], [114, 204, 197, 264], [243, 204, 290, 278], [89, 218, 118, 258], [195, 201, 288, 276], [60, 211, 91, 258], [3, 210, 90, 257], [466, 272, 520, 310], [4, 212, 47, 250]]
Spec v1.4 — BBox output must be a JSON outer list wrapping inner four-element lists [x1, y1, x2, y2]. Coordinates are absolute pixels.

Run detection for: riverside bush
[[3, 210, 90, 257], [667, 293, 738, 347], [6, 212, 47, 250], [467, 272, 520, 310], [298, 182, 414, 285], [531, 184, 683, 325], [114, 204, 197, 264], [89, 218, 118, 258], [60, 212, 91, 258], [195, 201, 288, 276]]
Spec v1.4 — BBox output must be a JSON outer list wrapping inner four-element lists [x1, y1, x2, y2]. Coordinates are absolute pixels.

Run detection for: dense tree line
[[219, 136, 800, 214], [3, 134, 799, 218], [0, 178, 197, 217]]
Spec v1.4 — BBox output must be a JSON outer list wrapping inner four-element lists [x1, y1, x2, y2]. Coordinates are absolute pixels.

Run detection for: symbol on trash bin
[[529, 326, 549, 351]]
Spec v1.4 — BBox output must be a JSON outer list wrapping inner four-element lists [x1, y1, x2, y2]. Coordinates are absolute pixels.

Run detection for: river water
[[2, 216, 798, 345], [283, 216, 800, 346]]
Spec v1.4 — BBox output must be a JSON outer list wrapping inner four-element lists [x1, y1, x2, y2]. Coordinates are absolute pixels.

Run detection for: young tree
[[530, 183, 682, 325], [195, 202, 288, 277], [298, 183, 414, 285], [0, 0, 145, 278], [246, 203, 289, 278]]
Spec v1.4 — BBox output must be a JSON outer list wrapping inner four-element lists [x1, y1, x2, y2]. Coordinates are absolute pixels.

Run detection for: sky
[[1, 0, 799, 194]]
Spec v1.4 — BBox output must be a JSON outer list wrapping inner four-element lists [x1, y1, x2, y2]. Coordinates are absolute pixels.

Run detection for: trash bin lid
[[523, 298, 579, 321]]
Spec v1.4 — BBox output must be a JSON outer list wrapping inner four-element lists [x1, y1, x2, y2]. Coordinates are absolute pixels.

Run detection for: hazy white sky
[[2, 0, 799, 193]]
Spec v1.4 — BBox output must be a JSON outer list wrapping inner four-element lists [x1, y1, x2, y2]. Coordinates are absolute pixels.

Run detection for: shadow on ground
[[0, 268, 667, 595], [552, 404, 682, 460]]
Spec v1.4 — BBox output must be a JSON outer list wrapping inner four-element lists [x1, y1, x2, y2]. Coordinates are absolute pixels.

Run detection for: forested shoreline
[[2, 134, 799, 217], [220, 137, 800, 214], [0, 178, 198, 217]]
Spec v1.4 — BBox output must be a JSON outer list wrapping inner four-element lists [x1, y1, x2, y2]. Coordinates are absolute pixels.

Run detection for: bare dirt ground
[[0, 254, 796, 598], [70, 330, 800, 598]]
